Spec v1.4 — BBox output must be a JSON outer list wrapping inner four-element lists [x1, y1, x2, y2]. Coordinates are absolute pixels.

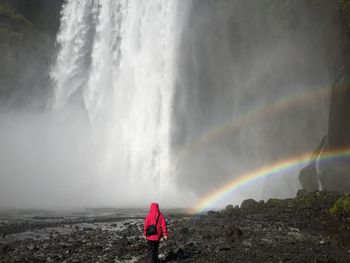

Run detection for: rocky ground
[[1, 191, 350, 262]]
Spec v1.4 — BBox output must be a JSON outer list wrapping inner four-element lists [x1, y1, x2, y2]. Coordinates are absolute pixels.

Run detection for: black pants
[[147, 240, 160, 263]]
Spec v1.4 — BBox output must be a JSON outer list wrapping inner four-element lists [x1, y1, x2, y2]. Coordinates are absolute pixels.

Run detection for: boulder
[[222, 204, 239, 216], [240, 199, 259, 210], [299, 162, 319, 192], [225, 204, 234, 212], [266, 198, 288, 208]]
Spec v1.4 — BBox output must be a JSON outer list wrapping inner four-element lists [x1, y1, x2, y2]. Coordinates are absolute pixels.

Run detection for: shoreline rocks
[[1, 191, 350, 262]]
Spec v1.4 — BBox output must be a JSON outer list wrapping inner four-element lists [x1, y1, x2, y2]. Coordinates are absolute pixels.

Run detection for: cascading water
[[49, 0, 193, 207]]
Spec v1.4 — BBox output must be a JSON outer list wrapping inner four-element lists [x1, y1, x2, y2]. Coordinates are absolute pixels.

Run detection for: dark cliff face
[[299, 0, 350, 193], [5, 0, 62, 33], [0, 0, 63, 108], [328, 0, 350, 149], [328, 83, 350, 149]]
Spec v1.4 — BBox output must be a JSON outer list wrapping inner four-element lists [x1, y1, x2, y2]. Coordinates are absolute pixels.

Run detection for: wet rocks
[[266, 198, 289, 208], [1, 191, 350, 262], [225, 225, 242, 243], [163, 243, 200, 262], [206, 210, 217, 216], [240, 198, 259, 210], [157, 191, 350, 262], [179, 226, 189, 236], [0, 217, 149, 263], [1, 244, 14, 254]]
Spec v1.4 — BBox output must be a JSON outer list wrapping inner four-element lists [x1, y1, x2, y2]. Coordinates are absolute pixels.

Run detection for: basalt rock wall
[[328, 0, 350, 150], [299, 0, 350, 193], [0, 0, 63, 108]]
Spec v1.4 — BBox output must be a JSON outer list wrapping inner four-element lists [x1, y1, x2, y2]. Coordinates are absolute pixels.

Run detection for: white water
[[49, 0, 193, 207]]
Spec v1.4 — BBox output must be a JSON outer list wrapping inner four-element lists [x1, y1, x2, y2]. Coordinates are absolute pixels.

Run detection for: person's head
[[149, 202, 159, 212]]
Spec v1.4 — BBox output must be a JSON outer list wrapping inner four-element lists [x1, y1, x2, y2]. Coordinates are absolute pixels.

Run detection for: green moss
[[0, 2, 32, 43], [329, 195, 350, 215], [295, 196, 311, 206], [0, 2, 30, 26], [295, 190, 321, 206], [0, 27, 22, 40]]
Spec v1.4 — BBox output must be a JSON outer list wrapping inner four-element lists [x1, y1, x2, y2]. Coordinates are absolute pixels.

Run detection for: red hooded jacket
[[143, 203, 168, 241]]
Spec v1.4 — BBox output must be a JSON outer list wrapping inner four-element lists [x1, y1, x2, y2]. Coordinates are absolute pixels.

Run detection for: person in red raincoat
[[143, 202, 168, 263]]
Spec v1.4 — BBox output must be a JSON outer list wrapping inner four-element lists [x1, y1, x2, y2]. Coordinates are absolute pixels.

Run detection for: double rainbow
[[175, 84, 346, 213], [191, 147, 350, 214], [178, 85, 329, 164]]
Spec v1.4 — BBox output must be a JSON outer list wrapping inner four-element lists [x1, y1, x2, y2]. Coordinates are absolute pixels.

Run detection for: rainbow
[[177, 85, 329, 165], [191, 147, 350, 214]]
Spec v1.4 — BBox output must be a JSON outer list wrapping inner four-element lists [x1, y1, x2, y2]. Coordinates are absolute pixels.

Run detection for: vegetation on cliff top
[[329, 195, 350, 215], [0, 2, 29, 24], [0, 1, 31, 41], [341, 0, 350, 34]]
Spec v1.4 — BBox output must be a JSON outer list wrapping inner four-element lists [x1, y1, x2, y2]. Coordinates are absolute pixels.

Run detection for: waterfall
[[49, 0, 188, 206], [0, 0, 342, 209], [49, 0, 341, 207]]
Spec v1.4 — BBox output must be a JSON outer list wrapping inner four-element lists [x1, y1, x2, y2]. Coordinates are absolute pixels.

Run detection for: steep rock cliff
[[0, 0, 63, 108], [299, 0, 350, 193]]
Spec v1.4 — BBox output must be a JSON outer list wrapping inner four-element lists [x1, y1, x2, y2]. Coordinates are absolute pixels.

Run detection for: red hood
[[149, 202, 159, 213], [144, 202, 167, 240]]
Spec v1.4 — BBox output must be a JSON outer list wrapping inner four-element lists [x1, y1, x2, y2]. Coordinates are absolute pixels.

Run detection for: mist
[[0, 109, 96, 209], [0, 0, 345, 210], [173, 0, 343, 206]]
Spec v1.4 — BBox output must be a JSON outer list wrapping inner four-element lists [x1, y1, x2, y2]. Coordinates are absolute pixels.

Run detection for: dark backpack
[[146, 213, 160, 236]]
